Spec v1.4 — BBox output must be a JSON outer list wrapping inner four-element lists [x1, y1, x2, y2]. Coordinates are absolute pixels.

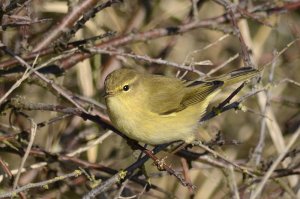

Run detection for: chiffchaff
[[104, 67, 259, 145]]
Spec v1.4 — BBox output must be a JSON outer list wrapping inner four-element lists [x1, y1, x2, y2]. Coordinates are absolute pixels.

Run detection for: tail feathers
[[206, 67, 260, 87]]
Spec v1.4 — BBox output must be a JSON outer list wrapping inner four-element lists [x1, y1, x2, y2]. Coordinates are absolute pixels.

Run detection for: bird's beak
[[104, 91, 114, 98]]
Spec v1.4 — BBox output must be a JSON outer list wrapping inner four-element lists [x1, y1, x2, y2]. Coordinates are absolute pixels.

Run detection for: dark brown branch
[[0, 2, 297, 70]]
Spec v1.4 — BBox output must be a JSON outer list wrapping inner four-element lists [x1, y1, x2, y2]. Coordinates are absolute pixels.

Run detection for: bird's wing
[[173, 67, 260, 114], [179, 80, 224, 110], [144, 76, 186, 115], [145, 75, 223, 115], [146, 67, 259, 115]]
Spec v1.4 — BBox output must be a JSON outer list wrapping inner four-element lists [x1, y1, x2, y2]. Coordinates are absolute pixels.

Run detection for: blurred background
[[0, 0, 299, 198]]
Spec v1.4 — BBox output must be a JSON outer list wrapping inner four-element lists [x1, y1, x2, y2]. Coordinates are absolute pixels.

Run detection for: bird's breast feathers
[[106, 95, 197, 144]]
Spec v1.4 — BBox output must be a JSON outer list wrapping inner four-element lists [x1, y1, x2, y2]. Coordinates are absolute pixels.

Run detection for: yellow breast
[[105, 94, 203, 145]]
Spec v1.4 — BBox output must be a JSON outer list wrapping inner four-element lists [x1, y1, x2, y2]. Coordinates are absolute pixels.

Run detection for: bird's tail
[[206, 67, 260, 87]]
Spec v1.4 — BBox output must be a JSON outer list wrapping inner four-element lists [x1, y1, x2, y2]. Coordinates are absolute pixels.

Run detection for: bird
[[104, 67, 259, 145]]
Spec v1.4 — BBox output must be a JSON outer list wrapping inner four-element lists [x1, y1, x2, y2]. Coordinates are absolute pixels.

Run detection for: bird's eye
[[123, 85, 130, 91]]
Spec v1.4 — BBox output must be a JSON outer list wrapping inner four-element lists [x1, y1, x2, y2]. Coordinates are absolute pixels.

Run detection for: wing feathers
[[160, 80, 223, 115], [147, 67, 259, 115]]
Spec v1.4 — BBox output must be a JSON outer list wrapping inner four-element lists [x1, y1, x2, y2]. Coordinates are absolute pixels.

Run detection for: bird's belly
[[119, 117, 197, 145], [107, 97, 199, 144], [106, 96, 204, 144], [131, 116, 198, 145]]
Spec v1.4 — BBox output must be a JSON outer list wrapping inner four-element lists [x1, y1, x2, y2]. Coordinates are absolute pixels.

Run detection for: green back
[[144, 67, 259, 115]]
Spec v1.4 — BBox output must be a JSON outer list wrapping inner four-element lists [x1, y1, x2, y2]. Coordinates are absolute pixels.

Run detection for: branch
[[0, 170, 82, 198]]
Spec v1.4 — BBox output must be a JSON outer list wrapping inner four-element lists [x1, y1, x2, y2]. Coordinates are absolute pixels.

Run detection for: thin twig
[[67, 130, 113, 157], [206, 53, 239, 76], [0, 42, 87, 113], [0, 170, 82, 198], [192, 141, 257, 177], [228, 165, 240, 199], [13, 118, 37, 190], [250, 51, 277, 166], [88, 48, 206, 76], [32, 0, 121, 52], [215, 0, 254, 67], [250, 127, 300, 199]]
